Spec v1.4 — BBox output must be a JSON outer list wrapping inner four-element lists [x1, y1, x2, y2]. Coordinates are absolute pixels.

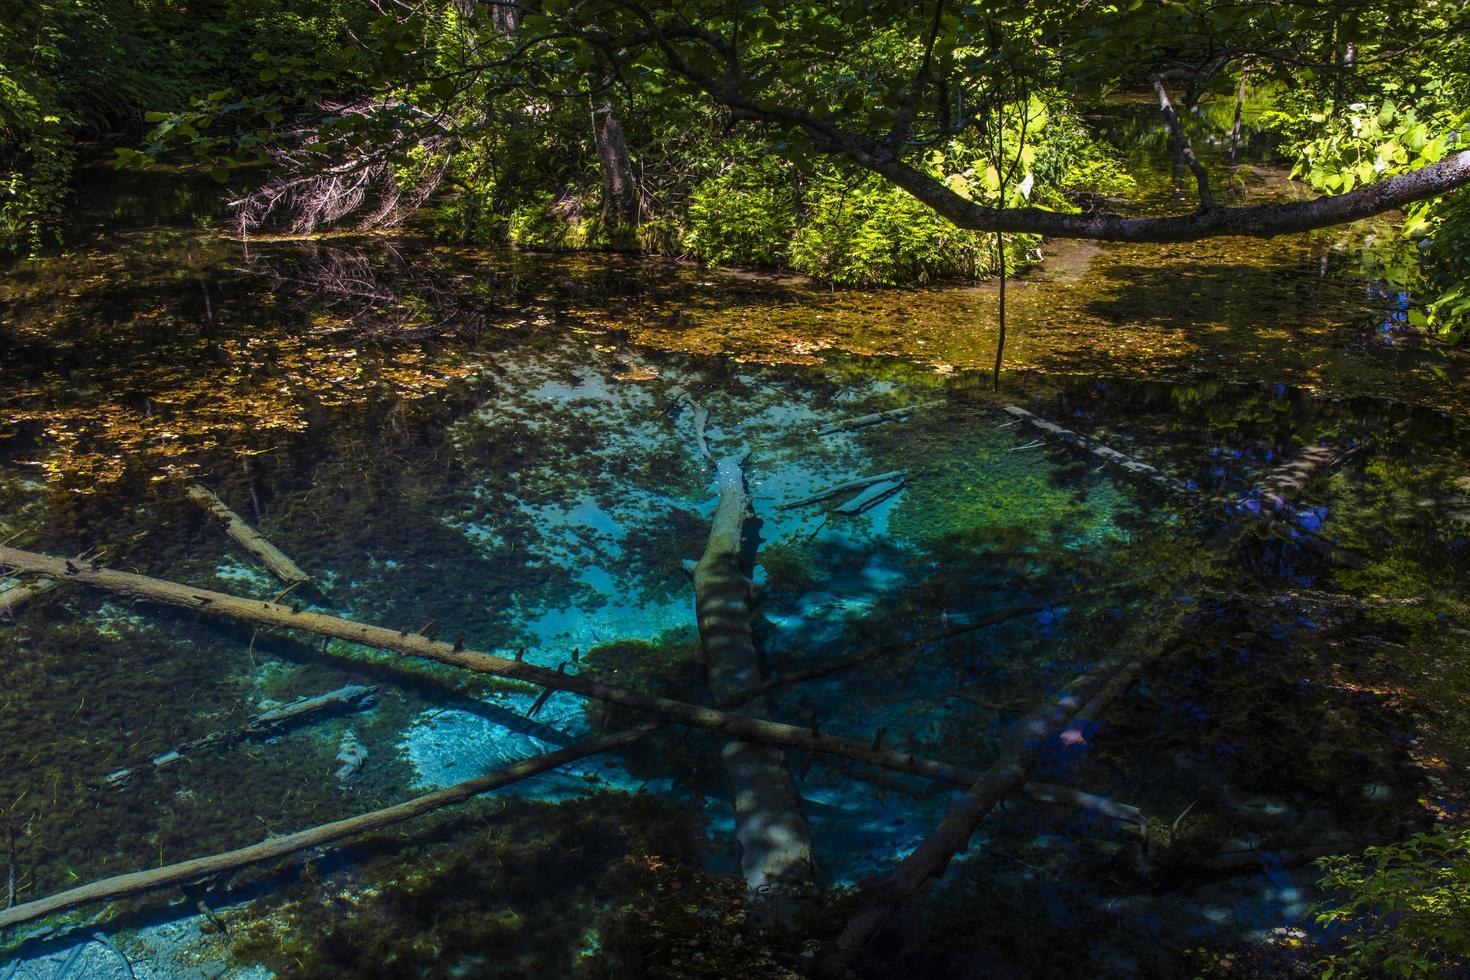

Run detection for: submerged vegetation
[[2, 0, 1470, 977]]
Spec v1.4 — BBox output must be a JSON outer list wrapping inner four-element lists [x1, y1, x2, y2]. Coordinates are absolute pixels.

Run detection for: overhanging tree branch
[[571, 1, 1470, 243]]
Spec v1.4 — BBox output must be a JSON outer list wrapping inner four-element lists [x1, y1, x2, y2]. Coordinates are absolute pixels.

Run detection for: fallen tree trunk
[[827, 440, 1358, 966], [187, 485, 311, 586], [1001, 405, 1190, 495], [104, 685, 378, 789], [778, 471, 906, 511], [0, 577, 57, 618], [1000, 409, 1363, 566], [830, 622, 1172, 965], [1259, 443, 1359, 512], [815, 400, 945, 436], [670, 387, 712, 463], [834, 478, 905, 516], [0, 546, 992, 789], [0, 548, 1136, 822], [693, 452, 817, 901], [0, 725, 658, 932]]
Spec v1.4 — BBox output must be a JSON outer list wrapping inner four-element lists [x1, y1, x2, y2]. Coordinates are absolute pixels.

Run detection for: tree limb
[[1150, 74, 1215, 210]]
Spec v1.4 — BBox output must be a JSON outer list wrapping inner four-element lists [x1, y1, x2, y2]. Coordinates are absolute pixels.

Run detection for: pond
[[2, 128, 1470, 978]]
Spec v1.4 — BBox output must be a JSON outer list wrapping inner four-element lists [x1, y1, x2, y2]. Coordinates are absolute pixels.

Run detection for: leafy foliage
[[1313, 829, 1470, 978], [686, 156, 800, 269], [789, 169, 992, 286]]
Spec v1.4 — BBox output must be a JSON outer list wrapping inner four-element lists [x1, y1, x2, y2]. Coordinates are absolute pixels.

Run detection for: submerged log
[[693, 452, 817, 901], [0, 576, 57, 618], [827, 440, 1359, 966], [0, 725, 657, 932], [778, 471, 906, 511], [833, 477, 905, 517], [187, 485, 311, 586], [0, 547, 1135, 826], [0, 546, 999, 790], [1001, 409, 1363, 566], [669, 387, 712, 464], [1001, 405, 1189, 494], [103, 685, 377, 789], [815, 400, 945, 436], [1258, 443, 1359, 512]]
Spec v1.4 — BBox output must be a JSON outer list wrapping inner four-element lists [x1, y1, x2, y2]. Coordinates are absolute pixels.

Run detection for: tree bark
[[0, 546, 993, 788], [778, 471, 906, 511], [103, 685, 378, 789], [1230, 71, 1248, 172], [0, 576, 57, 617], [591, 83, 640, 248], [815, 400, 945, 436], [187, 485, 310, 586], [1002, 405, 1191, 494], [0, 725, 658, 931], [692, 453, 817, 904]]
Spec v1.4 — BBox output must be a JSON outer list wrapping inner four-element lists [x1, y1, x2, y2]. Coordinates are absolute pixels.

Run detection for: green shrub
[[1312, 828, 1470, 977], [506, 190, 593, 251], [789, 170, 993, 286], [685, 157, 797, 268]]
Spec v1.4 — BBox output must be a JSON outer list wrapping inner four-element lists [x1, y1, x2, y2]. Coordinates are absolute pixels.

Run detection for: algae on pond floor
[[5, 132, 1470, 978]]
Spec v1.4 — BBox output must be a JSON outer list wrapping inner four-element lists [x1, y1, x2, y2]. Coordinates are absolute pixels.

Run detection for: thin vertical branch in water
[[1230, 71, 1248, 179], [992, 231, 1006, 391], [5, 822, 16, 910]]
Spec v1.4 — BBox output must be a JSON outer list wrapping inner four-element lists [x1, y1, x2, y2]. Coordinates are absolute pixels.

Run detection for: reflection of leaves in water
[[0, 236, 484, 490]]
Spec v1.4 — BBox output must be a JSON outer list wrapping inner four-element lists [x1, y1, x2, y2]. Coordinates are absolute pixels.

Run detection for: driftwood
[[0, 546, 1002, 790], [0, 725, 657, 932], [187, 485, 311, 586], [1001, 405, 1189, 494], [815, 400, 945, 436], [692, 451, 817, 899], [834, 477, 906, 516], [0, 547, 1139, 834], [778, 471, 906, 511], [828, 441, 1358, 966], [0, 576, 58, 618], [0, 549, 1138, 829], [103, 685, 378, 789]]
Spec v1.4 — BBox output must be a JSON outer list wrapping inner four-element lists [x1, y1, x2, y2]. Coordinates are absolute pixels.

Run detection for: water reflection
[[1, 167, 1469, 978]]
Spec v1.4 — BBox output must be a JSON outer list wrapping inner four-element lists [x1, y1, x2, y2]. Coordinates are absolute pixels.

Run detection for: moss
[[577, 637, 719, 785], [0, 599, 427, 916], [758, 540, 822, 595], [229, 793, 707, 979], [583, 860, 814, 979]]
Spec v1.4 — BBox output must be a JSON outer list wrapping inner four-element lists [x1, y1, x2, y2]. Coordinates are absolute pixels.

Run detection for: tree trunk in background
[[1231, 72, 1248, 173], [485, 1, 520, 33], [591, 84, 641, 249]]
